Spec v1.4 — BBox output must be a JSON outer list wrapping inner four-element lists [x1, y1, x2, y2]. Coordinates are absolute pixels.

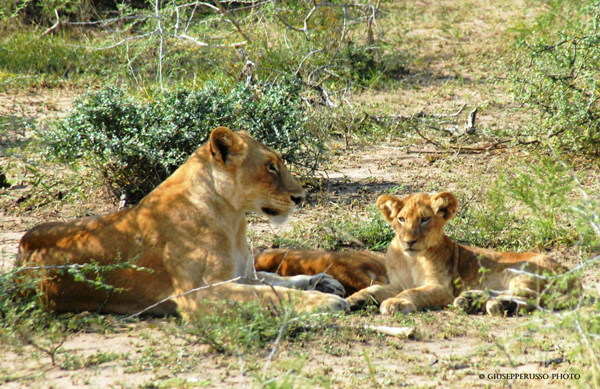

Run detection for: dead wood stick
[[426, 125, 455, 135], [430, 103, 467, 118], [447, 139, 511, 151], [369, 103, 467, 123], [212, 0, 253, 44], [414, 126, 441, 147], [410, 148, 481, 155], [38, 10, 60, 38], [409, 150, 455, 154]]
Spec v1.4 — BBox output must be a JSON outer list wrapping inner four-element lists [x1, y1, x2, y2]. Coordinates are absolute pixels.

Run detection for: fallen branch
[[426, 125, 456, 135], [410, 148, 482, 155], [367, 103, 468, 123], [409, 149, 456, 154], [38, 9, 61, 38], [436, 103, 467, 118], [414, 126, 441, 147], [212, 0, 253, 44]]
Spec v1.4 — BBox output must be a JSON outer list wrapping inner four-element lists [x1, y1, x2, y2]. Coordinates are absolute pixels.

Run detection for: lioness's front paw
[[346, 292, 378, 312], [300, 292, 349, 313], [308, 273, 346, 297], [380, 298, 416, 315]]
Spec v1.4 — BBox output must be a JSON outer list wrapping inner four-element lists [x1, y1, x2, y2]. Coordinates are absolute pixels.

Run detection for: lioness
[[17, 127, 348, 316], [254, 249, 389, 296], [346, 191, 578, 316]]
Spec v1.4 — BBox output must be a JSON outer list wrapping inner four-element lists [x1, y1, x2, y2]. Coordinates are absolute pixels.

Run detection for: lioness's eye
[[398, 217, 405, 223], [421, 217, 431, 224], [267, 162, 278, 174]]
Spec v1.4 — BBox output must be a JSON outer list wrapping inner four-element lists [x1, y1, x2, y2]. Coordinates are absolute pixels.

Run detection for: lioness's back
[[18, 209, 132, 261]]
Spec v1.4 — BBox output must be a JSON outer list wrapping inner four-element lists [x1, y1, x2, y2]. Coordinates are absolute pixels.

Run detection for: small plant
[[0, 267, 67, 365], [0, 259, 152, 369], [504, 154, 576, 246], [187, 299, 295, 354]]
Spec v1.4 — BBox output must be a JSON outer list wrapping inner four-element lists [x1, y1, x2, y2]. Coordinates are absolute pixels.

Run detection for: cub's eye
[[398, 217, 405, 223], [421, 217, 431, 224], [267, 162, 278, 174]]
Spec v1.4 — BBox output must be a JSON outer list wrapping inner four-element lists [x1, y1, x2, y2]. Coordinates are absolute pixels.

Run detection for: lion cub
[[346, 191, 578, 316]]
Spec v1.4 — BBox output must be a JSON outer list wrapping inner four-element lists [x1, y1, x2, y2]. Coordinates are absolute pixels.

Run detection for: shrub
[[448, 154, 578, 251], [39, 81, 325, 201], [509, 0, 600, 154]]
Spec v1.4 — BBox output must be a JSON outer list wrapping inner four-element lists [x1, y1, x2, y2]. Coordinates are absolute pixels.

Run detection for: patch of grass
[[448, 154, 579, 251], [1, 0, 395, 94], [185, 298, 341, 355], [274, 204, 393, 252], [0, 30, 125, 87], [0, 260, 150, 373]]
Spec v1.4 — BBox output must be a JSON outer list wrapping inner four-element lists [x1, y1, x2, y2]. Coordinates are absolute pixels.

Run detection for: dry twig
[[38, 10, 61, 38]]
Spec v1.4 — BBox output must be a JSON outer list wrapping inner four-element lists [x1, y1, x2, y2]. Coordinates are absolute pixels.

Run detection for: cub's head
[[209, 127, 305, 225], [377, 192, 458, 257]]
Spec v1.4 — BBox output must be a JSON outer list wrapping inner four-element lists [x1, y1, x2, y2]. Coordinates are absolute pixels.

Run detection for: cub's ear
[[431, 192, 458, 221], [377, 195, 403, 223], [209, 127, 245, 165]]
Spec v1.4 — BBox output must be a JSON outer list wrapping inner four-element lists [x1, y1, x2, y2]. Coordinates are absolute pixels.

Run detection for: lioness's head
[[377, 192, 458, 257], [208, 127, 305, 224]]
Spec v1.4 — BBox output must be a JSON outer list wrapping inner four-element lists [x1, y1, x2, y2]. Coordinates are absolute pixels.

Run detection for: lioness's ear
[[209, 127, 244, 165], [431, 192, 458, 221], [377, 195, 403, 223]]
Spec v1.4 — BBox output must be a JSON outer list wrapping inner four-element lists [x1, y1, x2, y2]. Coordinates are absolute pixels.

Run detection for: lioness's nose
[[291, 194, 305, 206], [406, 239, 417, 247]]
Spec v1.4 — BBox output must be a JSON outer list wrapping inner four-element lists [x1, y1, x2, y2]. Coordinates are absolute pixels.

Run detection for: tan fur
[[17, 127, 348, 316], [254, 249, 389, 296], [346, 192, 579, 316]]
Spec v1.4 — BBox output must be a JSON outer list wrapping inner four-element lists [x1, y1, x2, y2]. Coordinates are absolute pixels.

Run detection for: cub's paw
[[300, 292, 349, 313], [380, 298, 416, 315], [453, 290, 488, 314], [308, 273, 346, 297], [346, 292, 378, 312]]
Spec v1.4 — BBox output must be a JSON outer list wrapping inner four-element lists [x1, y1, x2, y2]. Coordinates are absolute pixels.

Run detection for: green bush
[[509, 0, 600, 154], [448, 155, 578, 251], [39, 81, 325, 201]]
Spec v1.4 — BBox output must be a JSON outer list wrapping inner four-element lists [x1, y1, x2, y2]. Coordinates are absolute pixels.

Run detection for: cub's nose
[[406, 239, 418, 248], [291, 194, 305, 206]]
